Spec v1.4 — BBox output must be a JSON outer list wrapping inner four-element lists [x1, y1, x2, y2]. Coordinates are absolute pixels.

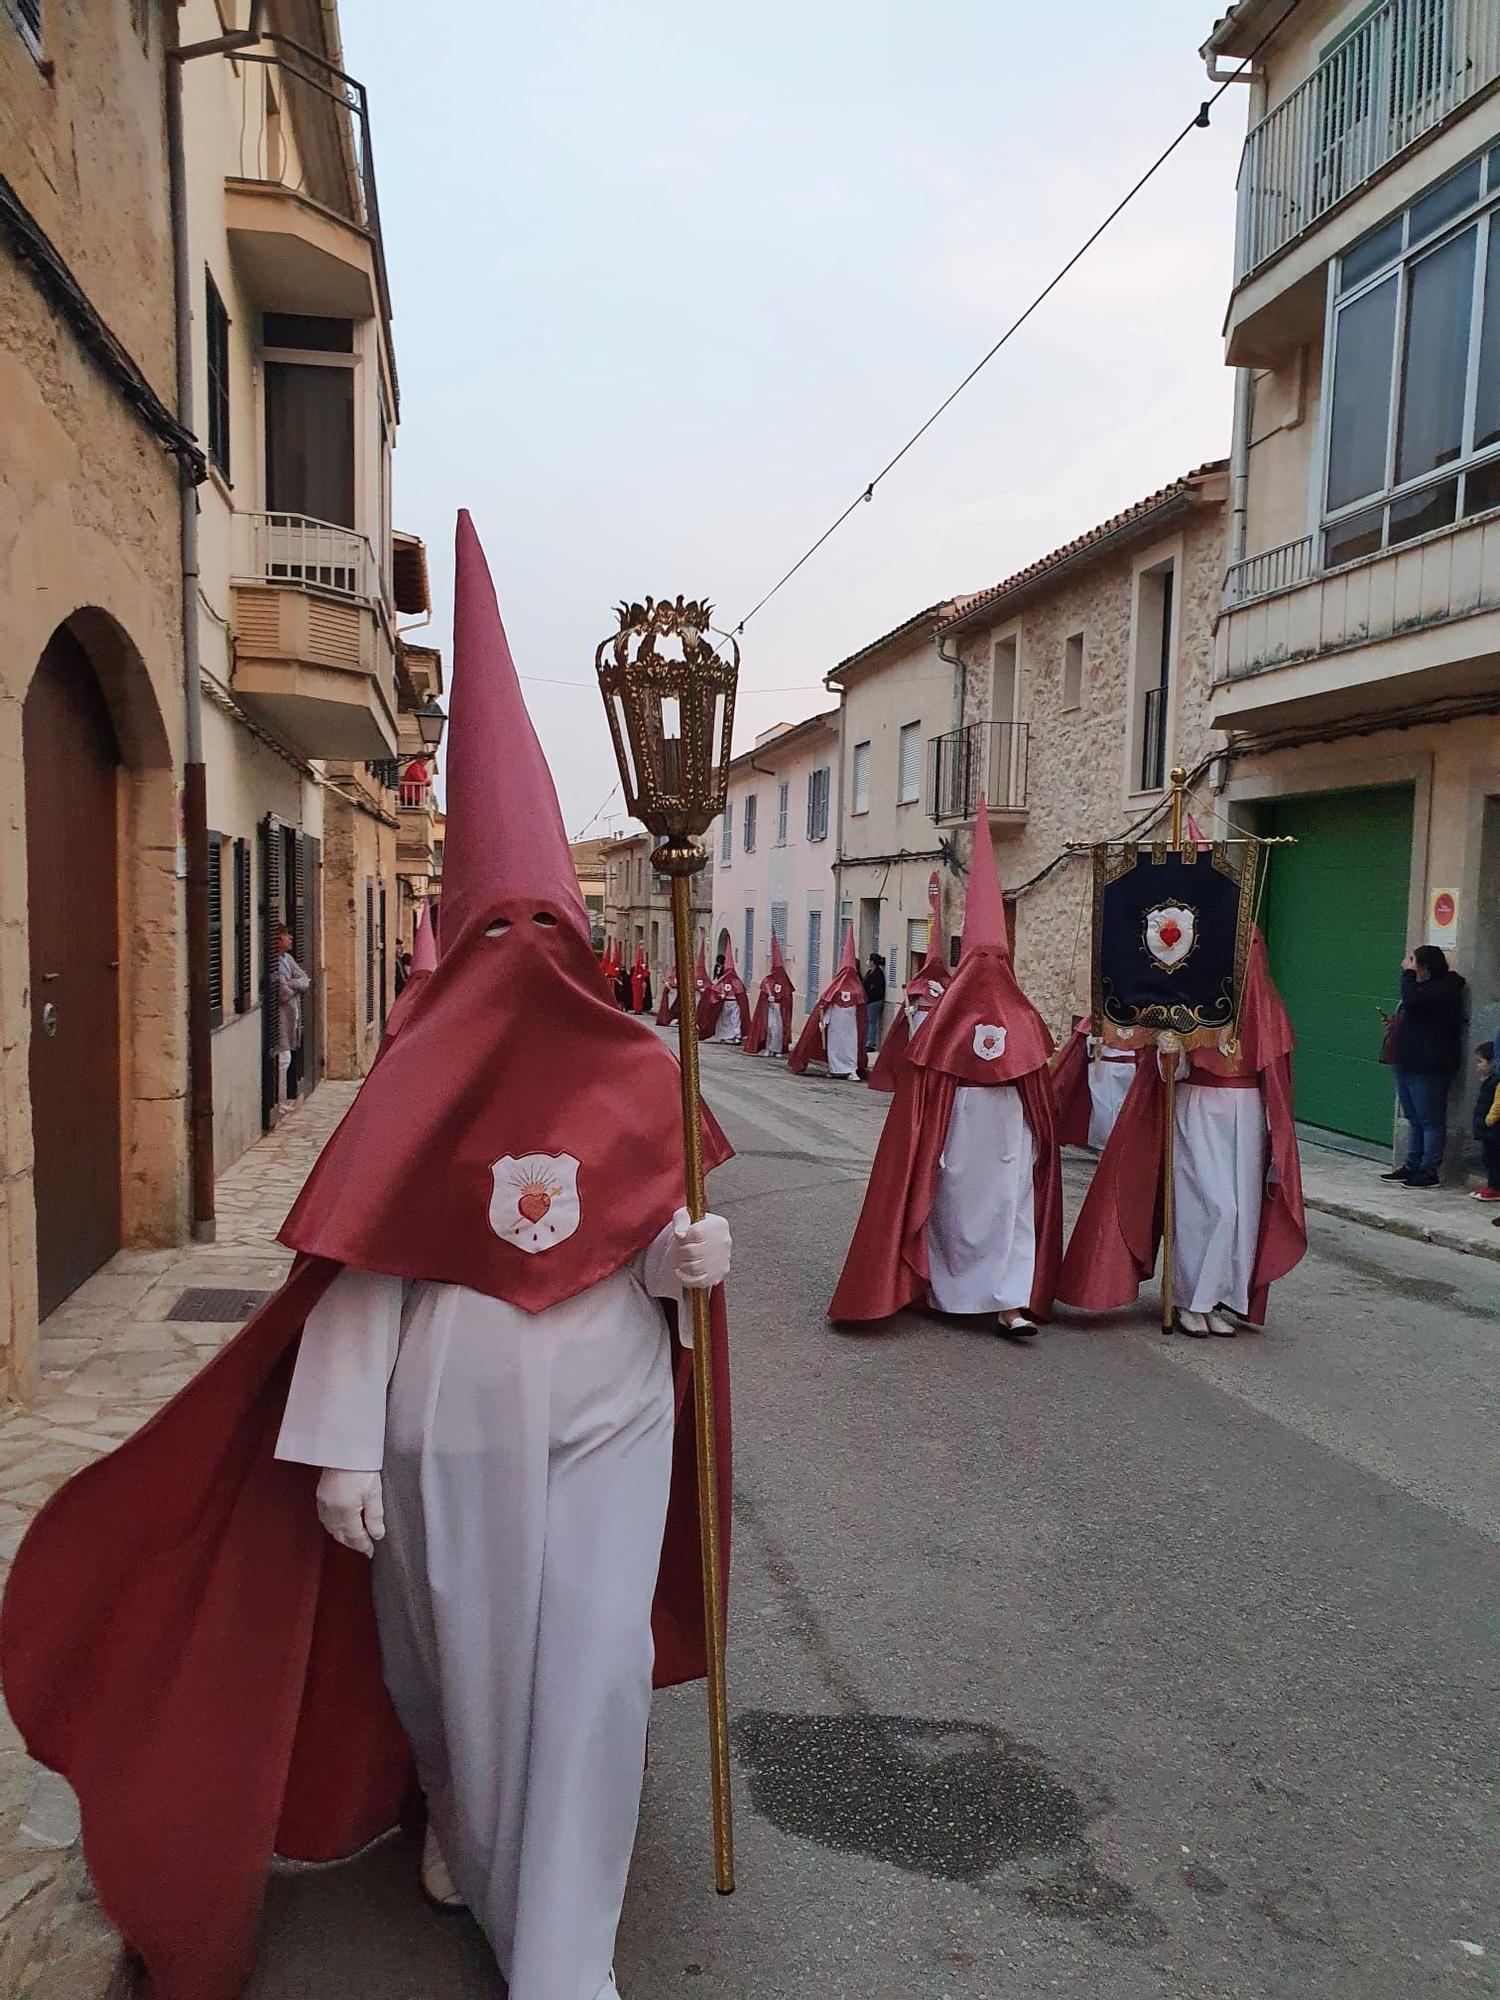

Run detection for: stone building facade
[[1, 0, 193, 1395], [602, 832, 712, 991], [932, 466, 1230, 1039]]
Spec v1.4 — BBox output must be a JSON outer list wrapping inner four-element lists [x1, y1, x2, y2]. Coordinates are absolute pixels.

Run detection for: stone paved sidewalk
[[1299, 1144, 1500, 1262], [0, 1083, 357, 2000]]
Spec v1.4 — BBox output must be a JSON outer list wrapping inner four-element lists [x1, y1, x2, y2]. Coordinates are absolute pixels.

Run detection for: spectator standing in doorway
[[1382, 945, 1466, 1188], [862, 952, 887, 1055], [1471, 1041, 1500, 1203], [273, 924, 311, 1106]]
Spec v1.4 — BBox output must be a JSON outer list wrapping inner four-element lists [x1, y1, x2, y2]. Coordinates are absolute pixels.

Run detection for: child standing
[[1471, 1041, 1500, 1203]]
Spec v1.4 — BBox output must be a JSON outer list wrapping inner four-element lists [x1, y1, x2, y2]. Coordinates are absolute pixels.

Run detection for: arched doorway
[[24, 628, 123, 1317]]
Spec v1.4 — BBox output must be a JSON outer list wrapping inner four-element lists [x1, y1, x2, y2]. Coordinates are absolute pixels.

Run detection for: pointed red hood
[[905, 931, 951, 1006], [441, 511, 589, 953], [910, 801, 1050, 1085], [815, 924, 864, 1010], [693, 941, 709, 992], [411, 905, 437, 974], [770, 931, 786, 974]]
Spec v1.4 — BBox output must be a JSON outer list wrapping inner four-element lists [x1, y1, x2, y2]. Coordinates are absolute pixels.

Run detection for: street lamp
[[594, 596, 738, 1895], [412, 698, 445, 752]]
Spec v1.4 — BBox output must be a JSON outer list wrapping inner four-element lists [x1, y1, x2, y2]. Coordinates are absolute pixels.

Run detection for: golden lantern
[[594, 595, 738, 1895]]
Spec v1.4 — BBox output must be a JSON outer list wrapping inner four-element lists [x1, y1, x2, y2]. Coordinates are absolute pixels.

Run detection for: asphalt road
[[250, 1041, 1497, 2000]]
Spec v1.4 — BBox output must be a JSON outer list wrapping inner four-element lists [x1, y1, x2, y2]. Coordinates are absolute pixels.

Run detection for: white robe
[[925, 1084, 1037, 1315], [825, 1003, 860, 1078], [763, 1004, 785, 1057], [713, 996, 743, 1042], [275, 1231, 685, 2000], [1171, 1082, 1268, 1315], [1086, 1053, 1136, 1151]]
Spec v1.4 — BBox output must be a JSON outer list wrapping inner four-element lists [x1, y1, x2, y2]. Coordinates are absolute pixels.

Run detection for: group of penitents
[[0, 512, 1307, 2000]]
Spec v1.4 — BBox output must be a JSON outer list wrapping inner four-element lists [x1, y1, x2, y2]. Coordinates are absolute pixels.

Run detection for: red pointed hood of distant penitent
[[280, 511, 730, 1311]]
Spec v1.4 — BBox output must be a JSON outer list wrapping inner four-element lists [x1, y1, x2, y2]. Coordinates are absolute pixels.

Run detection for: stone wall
[[0, 4, 189, 1396], [945, 490, 1229, 1037]]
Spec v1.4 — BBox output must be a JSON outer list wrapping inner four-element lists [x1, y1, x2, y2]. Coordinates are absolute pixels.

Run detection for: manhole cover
[[165, 1287, 273, 1323]]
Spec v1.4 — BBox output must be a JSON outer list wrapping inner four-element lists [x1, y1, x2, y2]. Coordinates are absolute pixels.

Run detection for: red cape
[[867, 962, 951, 1095], [0, 1261, 730, 2000], [1050, 1022, 1092, 1147], [828, 1063, 1062, 1323], [697, 968, 749, 1040], [742, 970, 794, 1055], [787, 934, 867, 1075], [1055, 938, 1306, 1324], [656, 972, 678, 1026]]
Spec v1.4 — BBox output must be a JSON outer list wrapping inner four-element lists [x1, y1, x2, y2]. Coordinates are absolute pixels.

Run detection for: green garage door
[[1259, 786, 1413, 1143]]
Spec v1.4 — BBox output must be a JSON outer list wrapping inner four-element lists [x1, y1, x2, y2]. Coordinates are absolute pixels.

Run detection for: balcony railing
[[249, 512, 374, 601], [1224, 534, 1316, 607], [398, 779, 433, 811], [1235, 0, 1500, 281], [928, 721, 1029, 823]]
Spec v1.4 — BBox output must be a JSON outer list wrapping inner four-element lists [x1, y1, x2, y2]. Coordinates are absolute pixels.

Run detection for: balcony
[[928, 722, 1029, 827], [1214, 509, 1500, 731], [225, 45, 393, 333], [397, 779, 437, 874], [231, 512, 397, 759], [1236, 0, 1499, 285]]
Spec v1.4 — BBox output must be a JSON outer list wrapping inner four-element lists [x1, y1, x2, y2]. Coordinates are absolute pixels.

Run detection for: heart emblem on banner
[[1144, 905, 1196, 972]]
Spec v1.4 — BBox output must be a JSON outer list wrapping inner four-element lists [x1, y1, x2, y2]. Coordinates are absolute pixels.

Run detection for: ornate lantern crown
[[594, 596, 738, 848]]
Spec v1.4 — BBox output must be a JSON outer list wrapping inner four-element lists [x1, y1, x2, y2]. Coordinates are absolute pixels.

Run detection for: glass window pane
[[1324, 504, 1385, 567], [1341, 216, 1403, 290], [1327, 276, 1398, 509], [1462, 456, 1500, 518], [1395, 227, 1476, 483], [264, 363, 355, 526], [1389, 476, 1457, 545], [1475, 214, 1500, 451], [1408, 160, 1482, 247]]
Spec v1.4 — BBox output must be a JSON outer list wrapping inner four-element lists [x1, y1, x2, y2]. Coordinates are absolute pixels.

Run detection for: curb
[[1303, 1191, 1500, 1263]]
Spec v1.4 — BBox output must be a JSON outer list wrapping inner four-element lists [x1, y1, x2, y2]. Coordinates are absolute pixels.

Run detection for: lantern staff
[[594, 596, 737, 1894]]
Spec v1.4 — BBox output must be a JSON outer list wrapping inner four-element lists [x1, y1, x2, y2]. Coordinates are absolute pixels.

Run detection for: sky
[[344, 0, 1247, 838]]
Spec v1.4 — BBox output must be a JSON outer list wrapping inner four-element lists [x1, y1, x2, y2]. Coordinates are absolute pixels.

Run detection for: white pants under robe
[[713, 998, 742, 1042], [763, 1006, 784, 1057], [925, 1084, 1037, 1315], [1171, 1083, 1268, 1315], [1086, 1057, 1135, 1151], [825, 1005, 860, 1078], [275, 1244, 683, 2000]]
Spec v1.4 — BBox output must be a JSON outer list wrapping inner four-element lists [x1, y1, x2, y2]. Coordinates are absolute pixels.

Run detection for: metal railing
[[1224, 533, 1316, 606], [928, 721, 1029, 822], [1139, 685, 1168, 794], [229, 40, 395, 371], [250, 512, 374, 600], [398, 779, 432, 811], [1235, 0, 1500, 280]]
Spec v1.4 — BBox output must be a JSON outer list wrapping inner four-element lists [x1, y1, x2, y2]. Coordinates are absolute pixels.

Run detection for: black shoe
[[1403, 1168, 1439, 1188], [1380, 1165, 1413, 1181]]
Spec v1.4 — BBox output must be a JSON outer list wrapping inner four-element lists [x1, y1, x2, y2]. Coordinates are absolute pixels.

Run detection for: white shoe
[[1175, 1309, 1210, 1337], [1206, 1309, 1239, 1337], [420, 1824, 467, 1912]]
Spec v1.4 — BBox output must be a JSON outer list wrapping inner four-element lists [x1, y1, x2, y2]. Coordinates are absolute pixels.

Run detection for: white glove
[[671, 1207, 731, 1290], [315, 1468, 385, 1558]]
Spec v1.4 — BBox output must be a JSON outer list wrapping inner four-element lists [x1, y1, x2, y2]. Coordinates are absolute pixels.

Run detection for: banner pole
[[1161, 768, 1188, 1335]]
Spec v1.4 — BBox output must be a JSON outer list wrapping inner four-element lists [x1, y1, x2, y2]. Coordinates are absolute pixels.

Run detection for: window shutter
[[365, 878, 376, 1021], [233, 838, 253, 1012], [206, 832, 225, 1030]]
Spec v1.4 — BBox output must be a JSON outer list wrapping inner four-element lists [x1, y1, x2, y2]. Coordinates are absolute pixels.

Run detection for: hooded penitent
[[0, 512, 733, 2000], [630, 945, 652, 1015], [656, 962, 678, 1025], [829, 800, 1063, 1324], [381, 902, 438, 1044], [788, 925, 868, 1077], [867, 931, 952, 1093], [698, 933, 749, 1041], [1056, 929, 1305, 1325], [1051, 1016, 1140, 1151], [744, 931, 795, 1056]]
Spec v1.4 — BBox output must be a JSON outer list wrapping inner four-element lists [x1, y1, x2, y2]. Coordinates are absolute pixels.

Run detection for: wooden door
[[24, 629, 122, 1317]]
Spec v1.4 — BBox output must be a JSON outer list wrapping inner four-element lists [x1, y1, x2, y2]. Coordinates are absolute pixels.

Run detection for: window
[[205, 271, 231, 480], [1325, 150, 1500, 563], [720, 803, 733, 865], [859, 897, 881, 961], [851, 741, 871, 815], [771, 901, 788, 953], [743, 907, 755, 972], [743, 794, 757, 854], [364, 879, 376, 1023], [1132, 561, 1174, 793], [207, 832, 226, 1030], [776, 780, 789, 845], [263, 314, 357, 530], [1062, 632, 1084, 710], [897, 723, 921, 804], [806, 766, 830, 842], [233, 837, 253, 1013], [906, 917, 928, 983], [839, 898, 854, 949], [805, 909, 822, 1006]]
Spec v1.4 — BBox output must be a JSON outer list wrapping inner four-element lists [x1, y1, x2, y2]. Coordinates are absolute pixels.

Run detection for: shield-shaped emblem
[[972, 1022, 1008, 1062], [488, 1151, 582, 1254], [1144, 904, 1196, 972]]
